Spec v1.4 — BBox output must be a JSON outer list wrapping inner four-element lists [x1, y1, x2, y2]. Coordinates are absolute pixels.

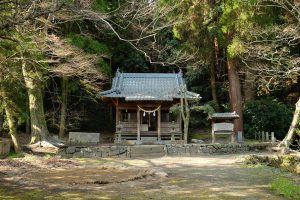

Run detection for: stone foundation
[[59, 146, 129, 158], [165, 143, 269, 156], [68, 132, 100, 146], [58, 143, 271, 158]]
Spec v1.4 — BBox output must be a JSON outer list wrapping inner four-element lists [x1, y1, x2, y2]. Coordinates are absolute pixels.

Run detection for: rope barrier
[[137, 105, 161, 126], [137, 105, 161, 113]]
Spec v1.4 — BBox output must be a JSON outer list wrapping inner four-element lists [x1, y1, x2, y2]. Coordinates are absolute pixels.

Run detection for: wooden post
[[137, 106, 141, 143], [115, 107, 120, 142], [116, 107, 119, 131], [157, 106, 161, 142], [271, 132, 275, 143], [212, 122, 216, 143], [262, 132, 265, 142], [266, 132, 269, 142], [237, 131, 243, 143]]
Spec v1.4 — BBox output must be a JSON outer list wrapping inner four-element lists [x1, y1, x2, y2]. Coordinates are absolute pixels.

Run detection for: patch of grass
[[190, 133, 228, 140], [0, 186, 109, 200], [270, 177, 300, 200], [0, 187, 46, 200], [244, 139, 260, 144], [75, 158, 127, 166], [43, 153, 56, 158], [7, 150, 24, 159]]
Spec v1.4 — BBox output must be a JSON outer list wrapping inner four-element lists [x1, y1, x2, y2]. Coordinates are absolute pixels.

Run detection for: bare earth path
[[0, 153, 286, 199]]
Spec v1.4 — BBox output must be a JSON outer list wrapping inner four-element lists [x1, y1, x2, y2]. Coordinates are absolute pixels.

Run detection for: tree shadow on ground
[[0, 154, 287, 200]]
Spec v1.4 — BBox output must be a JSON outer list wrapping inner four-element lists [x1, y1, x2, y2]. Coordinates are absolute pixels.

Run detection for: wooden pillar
[[115, 107, 120, 142], [266, 132, 269, 142], [212, 122, 216, 143], [271, 132, 275, 142], [137, 106, 141, 142], [116, 107, 119, 129], [157, 106, 161, 141]]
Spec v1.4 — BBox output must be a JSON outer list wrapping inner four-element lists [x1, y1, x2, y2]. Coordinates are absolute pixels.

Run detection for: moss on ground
[[7, 150, 24, 159], [0, 187, 64, 200], [271, 177, 300, 200], [190, 133, 228, 140], [0, 186, 248, 200], [245, 156, 300, 200]]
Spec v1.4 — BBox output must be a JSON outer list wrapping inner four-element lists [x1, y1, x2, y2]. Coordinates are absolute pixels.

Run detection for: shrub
[[243, 98, 293, 139]]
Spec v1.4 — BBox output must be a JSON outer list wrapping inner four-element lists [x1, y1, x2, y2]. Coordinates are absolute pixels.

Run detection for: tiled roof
[[98, 70, 201, 101], [210, 112, 240, 119]]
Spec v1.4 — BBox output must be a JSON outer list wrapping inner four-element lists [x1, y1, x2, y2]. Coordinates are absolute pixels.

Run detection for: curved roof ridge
[[98, 71, 201, 101]]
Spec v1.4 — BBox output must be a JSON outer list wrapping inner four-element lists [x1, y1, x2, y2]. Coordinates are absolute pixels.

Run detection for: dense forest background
[[0, 0, 299, 151]]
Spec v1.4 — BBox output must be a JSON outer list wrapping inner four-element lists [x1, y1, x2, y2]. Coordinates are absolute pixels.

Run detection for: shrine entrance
[[141, 109, 158, 132]]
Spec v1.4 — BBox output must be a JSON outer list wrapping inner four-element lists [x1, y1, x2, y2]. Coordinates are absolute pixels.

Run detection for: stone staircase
[[128, 145, 166, 158]]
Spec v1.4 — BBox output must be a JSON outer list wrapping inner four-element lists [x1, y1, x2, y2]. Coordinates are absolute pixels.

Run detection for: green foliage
[[92, 0, 121, 12], [243, 98, 293, 139], [67, 34, 110, 55], [0, 39, 16, 56], [170, 101, 215, 129], [185, 68, 211, 101], [7, 150, 24, 159], [189, 101, 216, 128], [191, 104, 215, 118], [271, 177, 300, 200], [172, 26, 181, 40], [111, 42, 150, 72], [169, 104, 181, 115], [227, 37, 246, 57], [97, 60, 112, 76], [67, 33, 112, 76]]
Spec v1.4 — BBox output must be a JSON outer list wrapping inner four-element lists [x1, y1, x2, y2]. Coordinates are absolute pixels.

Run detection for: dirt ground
[[0, 152, 294, 200]]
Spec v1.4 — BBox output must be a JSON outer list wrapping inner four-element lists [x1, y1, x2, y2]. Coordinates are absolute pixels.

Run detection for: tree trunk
[[59, 77, 68, 138], [26, 116, 31, 135], [183, 113, 190, 142], [279, 98, 300, 147], [4, 103, 21, 153], [244, 70, 256, 102], [227, 57, 243, 141], [22, 61, 49, 143], [207, 0, 221, 112], [210, 50, 221, 112], [0, 103, 4, 136], [180, 84, 190, 144], [0, 86, 21, 152], [25, 97, 31, 135]]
